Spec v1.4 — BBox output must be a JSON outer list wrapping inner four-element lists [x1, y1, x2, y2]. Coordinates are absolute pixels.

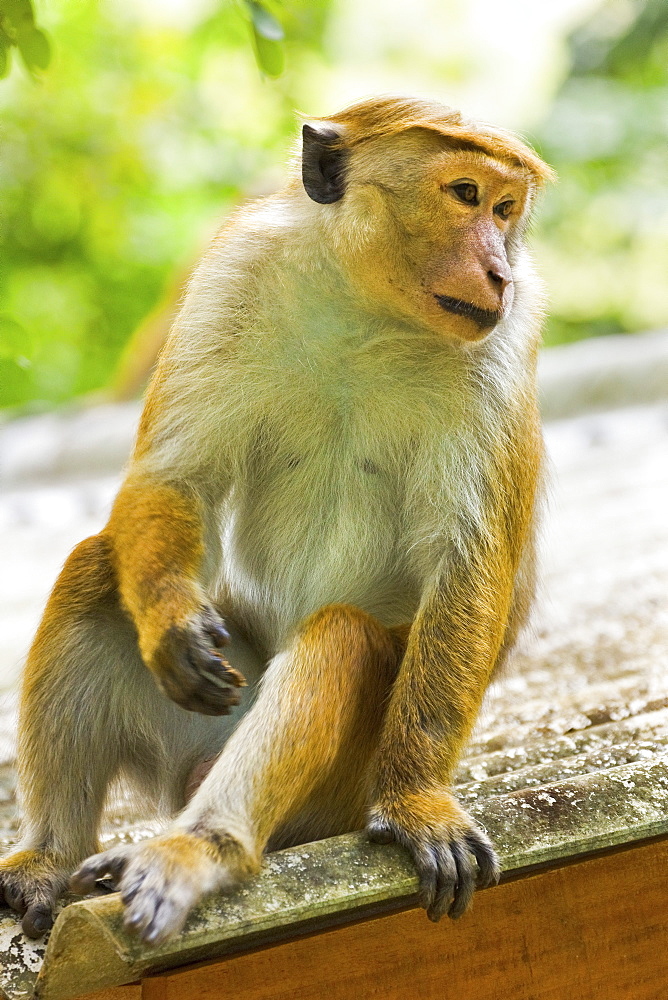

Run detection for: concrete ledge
[[538, 328, 668, 421], [2, 714, 668, 999]]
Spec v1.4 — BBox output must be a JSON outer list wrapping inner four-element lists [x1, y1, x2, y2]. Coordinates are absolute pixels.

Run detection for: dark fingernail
[[31, 914, 53, 933], [211, 624, 231, 646], [222, 666, 246, 688]]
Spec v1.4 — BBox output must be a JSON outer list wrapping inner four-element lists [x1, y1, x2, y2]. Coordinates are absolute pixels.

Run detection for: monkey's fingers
[[368, 820, 460, 919], [22, 900, 54, 938], [435, 840, 475, 921], [70, 848, 131, 894], [429, 829, 499, 922], [415, 841, 457, 916], [3, 882, 55, 938], [200, 606, 232, 648], [0, 850, 70, 938], [2, 881, 27, 914], [465, 828, 501, 889], [208, 660, 247, 688], [153, 623, 246, 715]]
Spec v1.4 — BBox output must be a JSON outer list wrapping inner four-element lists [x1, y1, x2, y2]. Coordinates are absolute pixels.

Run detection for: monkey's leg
[[71, 604, 404, 946], [0, 535, 128, 936], [0, 534, 243, 938], [366, 551, 518, 923], [363, 529, 538, 923]]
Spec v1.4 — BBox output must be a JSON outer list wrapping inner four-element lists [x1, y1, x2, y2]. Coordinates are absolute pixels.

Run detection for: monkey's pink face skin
[[423, 153, 529, 342], [334, 141, 533, 343]]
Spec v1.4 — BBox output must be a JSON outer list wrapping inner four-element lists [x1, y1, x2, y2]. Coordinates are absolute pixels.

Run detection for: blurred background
[[1, 0, 667, 413]]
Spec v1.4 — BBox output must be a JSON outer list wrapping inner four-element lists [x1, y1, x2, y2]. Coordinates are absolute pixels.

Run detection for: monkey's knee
[[41, 533, 116, 616], [290, 604, 405, 751], [296, 603, 405, 683], [25, 533, 118, 683]]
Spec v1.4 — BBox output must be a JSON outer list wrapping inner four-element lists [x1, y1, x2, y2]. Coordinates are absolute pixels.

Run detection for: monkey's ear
[[301, 123, 348, 204]]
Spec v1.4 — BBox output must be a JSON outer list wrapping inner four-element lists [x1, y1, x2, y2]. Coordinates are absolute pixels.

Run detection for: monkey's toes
[[4, 887, 53, 939], [102, 834, 229, 946], [422, 825, 499, 921], [367, 811, 499, 922], [0, 851, 68, 938], [70, 846, 132, 894], [23, 902, 54, 937]]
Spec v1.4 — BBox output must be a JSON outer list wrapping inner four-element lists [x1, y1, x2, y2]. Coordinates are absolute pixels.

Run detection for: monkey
[[0, 96, 553, 945]]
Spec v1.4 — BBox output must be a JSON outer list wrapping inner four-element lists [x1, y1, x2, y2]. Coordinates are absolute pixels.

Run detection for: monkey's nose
[[487, 268, 512, 296]]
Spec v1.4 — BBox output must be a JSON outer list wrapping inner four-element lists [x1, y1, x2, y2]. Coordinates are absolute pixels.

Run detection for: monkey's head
[[299, 97, 554, 343]]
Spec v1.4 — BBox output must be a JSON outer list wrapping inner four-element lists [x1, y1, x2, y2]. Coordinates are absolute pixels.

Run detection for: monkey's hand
[[0, 848, 71, 937], [150, 606, 247, 716], [367, 789, 499, 921]]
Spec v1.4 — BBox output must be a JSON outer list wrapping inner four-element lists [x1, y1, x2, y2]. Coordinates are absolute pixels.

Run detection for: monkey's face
[[302, 125, 538, 344], [417, 150, 532, 342]]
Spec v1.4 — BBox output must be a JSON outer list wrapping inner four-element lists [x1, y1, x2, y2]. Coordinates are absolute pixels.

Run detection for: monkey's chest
[[219, 432, 420, 648]]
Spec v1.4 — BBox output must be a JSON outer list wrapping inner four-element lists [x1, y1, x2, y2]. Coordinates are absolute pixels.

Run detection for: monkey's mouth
[[434, 294, 502, 330]]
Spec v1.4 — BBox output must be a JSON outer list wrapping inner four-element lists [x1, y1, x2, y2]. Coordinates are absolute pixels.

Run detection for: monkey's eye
[[494, 200, 515, 219], [450, 182, 479, 205]]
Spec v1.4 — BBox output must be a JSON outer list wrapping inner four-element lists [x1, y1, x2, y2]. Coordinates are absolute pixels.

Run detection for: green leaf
[[17, 25, 50, 71], [0, 41, 8, 79], [0, 315, 31, 361], [251, 24, 284, 76], [247, 1, 284, 42], [1, 0, 35, 35]]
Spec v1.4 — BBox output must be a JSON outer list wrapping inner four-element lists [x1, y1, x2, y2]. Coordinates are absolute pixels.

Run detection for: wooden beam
[[83, 989, 141, 1000], [142, 836, 668, 1000]]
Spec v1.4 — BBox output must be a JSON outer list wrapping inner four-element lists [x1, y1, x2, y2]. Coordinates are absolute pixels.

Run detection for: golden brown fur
[[0, 95, 551, 943]]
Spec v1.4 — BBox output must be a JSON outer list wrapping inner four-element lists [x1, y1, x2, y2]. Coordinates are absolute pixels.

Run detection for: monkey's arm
[[368, 522, 525, 919], [104, 473, 244, 716]]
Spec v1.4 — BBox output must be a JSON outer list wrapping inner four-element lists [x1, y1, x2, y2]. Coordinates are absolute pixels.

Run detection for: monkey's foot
[[0, 848, 71, 937], [71, 831, 257, 946], [367, 790, 500, 922], [151, 605, 247, 716]]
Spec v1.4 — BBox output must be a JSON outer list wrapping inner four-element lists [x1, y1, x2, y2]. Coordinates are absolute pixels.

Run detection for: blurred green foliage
[[244, 1, 285, 77], [0, 0, 667, 410], [0, 0, 333, 410], [0, 0, 51, 80], [534, 0, 668, 344]]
